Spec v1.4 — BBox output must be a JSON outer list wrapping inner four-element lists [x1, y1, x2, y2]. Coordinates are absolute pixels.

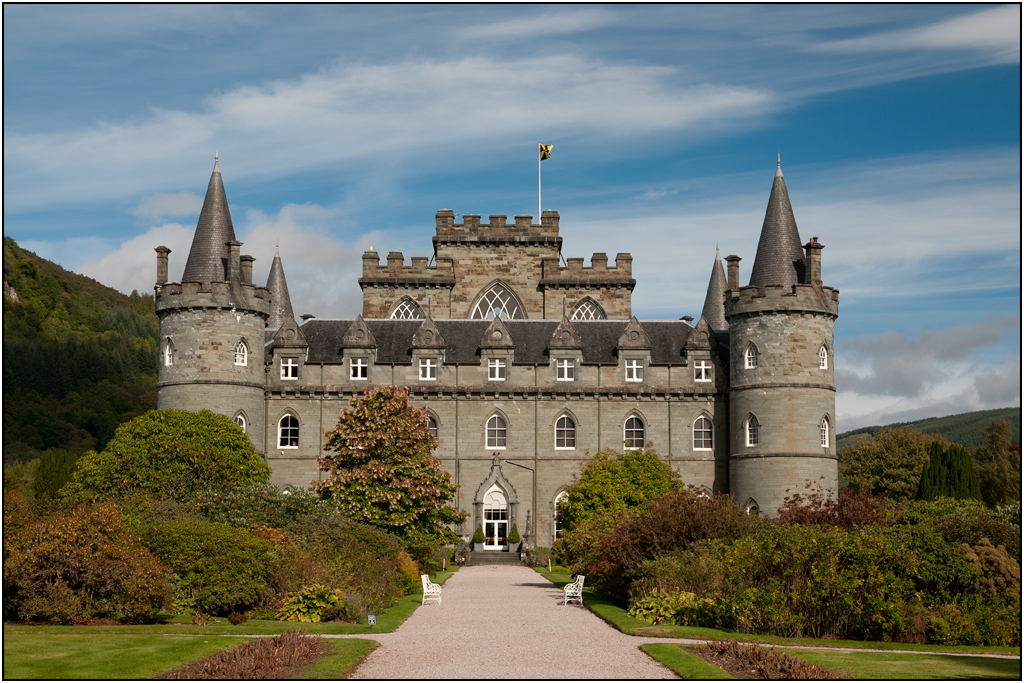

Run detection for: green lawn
[[639, 643, 732, 679], [782, 648, 1022, 680], [294, 638, 379, 679]]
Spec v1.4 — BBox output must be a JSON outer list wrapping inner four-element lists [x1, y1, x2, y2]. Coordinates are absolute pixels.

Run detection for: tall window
[[471, 283, 524, 320], [555, 416, 576, 449], [234, 340, 248, 366], [820, 417, 830, 448], [693, 415, 713, 450], [554, 490, 569, 540], [571, 299, 606, 321], [278, 415, 299, 448], [744, 344, 758, 369], [163, 339, 174, 367], [625, 359, 643, 382], [556, 359, 574, 381], [234, 414, 246, 432], [350, 358, 368, 380], [281, 358, 298, 380], [819, 345, 828, 370], [419, 358, 437, 381], [427, 415, 438, 440], [486, 415, 507, 449], [624, 416, 645, 449], [488, 358, 506, 381], [694, 360, 712, 382], [391, 298, 424, 320], [746, 415, 759, 447]]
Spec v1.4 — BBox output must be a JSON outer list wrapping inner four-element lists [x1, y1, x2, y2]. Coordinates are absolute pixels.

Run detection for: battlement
[[155, 280, 271, 315], [539, 252, 635, 286], [432, 209, 562, 245], [359, 251, 457, 285], [725, 283, 839, 318]]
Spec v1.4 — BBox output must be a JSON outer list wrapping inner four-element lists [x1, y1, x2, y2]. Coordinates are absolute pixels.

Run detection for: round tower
[[154, 157, 270, 454], [725, 159, 839, 515]]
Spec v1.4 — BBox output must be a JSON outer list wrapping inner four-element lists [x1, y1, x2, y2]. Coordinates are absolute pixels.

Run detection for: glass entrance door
[[483, 487, 508, 549]]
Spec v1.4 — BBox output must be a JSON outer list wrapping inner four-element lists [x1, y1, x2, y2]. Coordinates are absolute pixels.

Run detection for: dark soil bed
[[687, 640, 853, 680], [158, 629, 332, 679]]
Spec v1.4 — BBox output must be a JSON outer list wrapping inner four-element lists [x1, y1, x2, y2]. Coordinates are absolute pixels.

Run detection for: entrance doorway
[[483, 486, 508, 549]]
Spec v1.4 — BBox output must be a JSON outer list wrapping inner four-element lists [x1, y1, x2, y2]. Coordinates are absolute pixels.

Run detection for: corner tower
[[154, 156, 271, 452], [725, 158, 839, 515]]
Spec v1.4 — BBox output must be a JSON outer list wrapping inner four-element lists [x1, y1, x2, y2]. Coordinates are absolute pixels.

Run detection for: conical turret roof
[[265, 245, 296, 332], [700, 246, 728, 331], [748, 159, 805, 288], [181, 156, 236, 288]]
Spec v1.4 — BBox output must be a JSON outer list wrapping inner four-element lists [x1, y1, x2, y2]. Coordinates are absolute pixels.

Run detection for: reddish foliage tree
[[778, 484, 901, 530]]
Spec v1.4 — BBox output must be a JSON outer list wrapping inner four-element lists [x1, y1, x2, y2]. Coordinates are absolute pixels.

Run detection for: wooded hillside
[[837, 407, 1021, 451]]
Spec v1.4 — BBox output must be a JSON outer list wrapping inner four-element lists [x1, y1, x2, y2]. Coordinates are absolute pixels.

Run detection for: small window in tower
[[745, 344, 758, 369], [486, 415, 507, 449], [695, 360, 712, 382], [556, 359, 575, 381], [163, 339, 175, 367], [351, 358, 368, 380], [234, 340, 248, 366], [420, 358, 437, 381], [820, 416, 830, 448], [555, 416, 576, 449], [624, 416, 645, 449], [488, 358, 506, 381], [693, 415, 713, 450], [281, 358, 299, 380], [625, 359, 643, 382], [746, 415, 760, 447], [279, 415, 299, 448], [235, 414, 246, 432], [819, 345, 828, 370], [427, 415, 438, 440]]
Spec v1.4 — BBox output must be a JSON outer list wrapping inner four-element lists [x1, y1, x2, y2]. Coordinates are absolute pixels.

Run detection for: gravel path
[[342, 565, 677, 679]]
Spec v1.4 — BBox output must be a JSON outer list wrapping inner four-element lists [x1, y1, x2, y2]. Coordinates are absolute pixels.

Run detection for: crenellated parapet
[[432, 209, 562, 246], [539, 252, 635, 287], [725, 283, 839, 319], [358, 250, 456, 286], [155, 280, 271, 317]]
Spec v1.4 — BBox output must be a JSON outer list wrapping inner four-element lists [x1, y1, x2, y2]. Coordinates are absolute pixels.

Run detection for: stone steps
[[467, 550, 524, 566]]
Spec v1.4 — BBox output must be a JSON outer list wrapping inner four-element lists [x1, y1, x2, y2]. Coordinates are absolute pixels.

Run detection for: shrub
[[472, 526, 485, 544], [926, 602, 1021, 646], [3, 502, 171, 623], [61, 409, 271, 502], [778, 486, 901, 529], [277, 584, 348, 623], [962, 538, 1021, 602], [191, 484, 326, 530], [32, 449, 80, 498], [508, 524, 521, 543], [627, 590, 725, 627], [144, 518, 274, 616], [227, 611, 250, 625], [397, 550, 421, 595], [840, 427, 949, 501], [938, 514, 1021, 559]]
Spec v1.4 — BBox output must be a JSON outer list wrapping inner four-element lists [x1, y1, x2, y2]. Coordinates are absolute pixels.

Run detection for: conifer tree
[[917, 442, 982, 502], [974, 418, 1022, 507]]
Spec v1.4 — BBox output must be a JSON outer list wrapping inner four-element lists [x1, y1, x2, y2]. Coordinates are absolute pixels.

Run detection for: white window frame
[[488, 358, 507, 382], [820, 417, 830, 448], [746, 415, 759, 447], [234, 414, 246, 432], [693, 415, 713, 451], [234, 340, 248, 366], [553, 490, 569, 540], [350, 357, 368, 381], [278, 415, 299, 449], [390, 298, 424, 320], [486, 415, 507, 449], [163, 339, 174, 367], [819, 345, 829, 370], [744, 344, 758, 369], [471, 283, 523, 320], [419, 358, 437, 381], [570, 299, 606, 321], [556, 358, 574, 382], [625, 359, 643, 382], [555, 415, 576, 450], [624, 416, 645, 450], [694, 360, 712, 382], [281, 358, 299, 380]]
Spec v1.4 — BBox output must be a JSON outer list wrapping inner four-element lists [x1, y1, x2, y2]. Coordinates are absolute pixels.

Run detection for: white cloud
[[133, 192, 203, 221], [461, 9, 614, 38], [76, 223, 196, 295]]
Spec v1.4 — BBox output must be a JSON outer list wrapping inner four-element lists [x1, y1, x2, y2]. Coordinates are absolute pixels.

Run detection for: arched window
[[234, 413, 246, 432], [163, 339, 175, 367], [555, 416, 576, 449], [744, 343, 758, 369], [553, 490, 569, 540], [471, 283, 524, 320], [693, 415, 713, 450], [278, 415, 299, 449], [820, 416, 830, 448], [745, 498, 760, 515], [819, 345, 828, 370], [571, 299, 606, 321], [391, 298, 424, 320], [234, 340, 248, 366], [746, 415, 759, 447], [486, 415, 507, 449], [427, 415, 438, 439], [624, 416, 645, 450]]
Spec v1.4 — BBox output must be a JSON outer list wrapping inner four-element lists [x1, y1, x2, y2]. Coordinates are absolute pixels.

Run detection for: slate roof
[[748, 162, 806, 289], [700, 248, 728, 331], [181, 159, 236, 289], [265, 248, 295, 332], [301, 319, 697, 364]]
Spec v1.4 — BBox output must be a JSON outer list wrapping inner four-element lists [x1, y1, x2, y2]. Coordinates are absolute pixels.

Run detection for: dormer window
[[234, 340, 248, 366], [281, 358, 299, 380], [695, 360, 712, 382], [625, 359, 643, 382], [819, 345, 828, 370], [350, 358, 368, 381], [556, 359, 574, 381], [488, 358, 506, 381], [744, 344, 758, 369], [419, 358, 437, 381]]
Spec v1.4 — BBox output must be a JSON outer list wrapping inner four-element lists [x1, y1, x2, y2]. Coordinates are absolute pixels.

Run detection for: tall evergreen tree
[[974, 418, 1022, 507], [917, 442, 982, 502]]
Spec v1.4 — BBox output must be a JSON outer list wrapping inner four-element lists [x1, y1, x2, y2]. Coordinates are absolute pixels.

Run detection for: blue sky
[[4, 4, 1020, 430]]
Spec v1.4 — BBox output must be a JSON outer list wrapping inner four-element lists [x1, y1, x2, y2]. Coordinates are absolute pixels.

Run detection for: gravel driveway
[[342, 565, 677, 679]]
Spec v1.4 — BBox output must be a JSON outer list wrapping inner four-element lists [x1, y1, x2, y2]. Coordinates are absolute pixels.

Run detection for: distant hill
[[837, 407, 1022, 451], [3, 236, 159, 463]]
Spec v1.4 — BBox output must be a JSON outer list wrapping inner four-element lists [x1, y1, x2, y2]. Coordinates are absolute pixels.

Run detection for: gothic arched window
[[744, 343, 759, 369], [555, 416, 576, 449], [693, 415, 713, 450], [391, 298, 424, 320], [571, 299, 606, 321], [553, 490, 569, 540], [234, 340, 248, 366], [819, 345, 829, 370], [746, 415, 760, 447], [163, 339, 175, 367], [820, 416, 830, 448], [486, 415, 507, 449], [278, 415, 299, 449], [471, 283, 524, 320], [427, 415, 438, 439], [624, 416, 645, 450]]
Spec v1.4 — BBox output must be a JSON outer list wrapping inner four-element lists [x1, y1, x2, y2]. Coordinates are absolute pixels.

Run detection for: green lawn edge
[[294, 638, 379, 679], [535, 569, 1020, 658], [639, 643, 733, 679]]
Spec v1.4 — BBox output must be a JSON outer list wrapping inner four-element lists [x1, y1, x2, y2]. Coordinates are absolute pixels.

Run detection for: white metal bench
[[563, 574, 585, 605], [421, 574, 442, 605]]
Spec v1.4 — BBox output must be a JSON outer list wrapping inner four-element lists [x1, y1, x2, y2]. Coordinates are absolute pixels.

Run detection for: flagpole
[[538, 143, 542, 221]]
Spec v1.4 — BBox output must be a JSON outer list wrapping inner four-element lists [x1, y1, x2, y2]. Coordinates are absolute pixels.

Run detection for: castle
[[154, 156, 839, 548]]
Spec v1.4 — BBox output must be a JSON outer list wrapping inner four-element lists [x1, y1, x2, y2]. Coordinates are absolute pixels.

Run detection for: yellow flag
[[539, 144, 552, 161]]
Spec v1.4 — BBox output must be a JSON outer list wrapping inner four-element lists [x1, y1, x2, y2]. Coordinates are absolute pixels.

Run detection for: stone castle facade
[[154, 156, 839, 548]]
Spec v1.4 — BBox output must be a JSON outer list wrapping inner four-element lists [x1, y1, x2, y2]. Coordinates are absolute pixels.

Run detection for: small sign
[[367, 613, 376, 626]]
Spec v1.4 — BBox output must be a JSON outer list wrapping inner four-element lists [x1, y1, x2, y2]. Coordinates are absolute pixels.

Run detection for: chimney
[[226, 240, 242, 283], [803, 238, 824, 286], [155, 246, 171, 285], [240, 254, 255, 285], [725, 255, 741, 291]]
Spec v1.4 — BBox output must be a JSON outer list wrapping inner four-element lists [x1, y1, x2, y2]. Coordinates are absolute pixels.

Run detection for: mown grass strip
[[1, 633, 250, 680], [640, 643, 733, 679], [536, 570, 1019, 658], [781, 648, 1023, 680], [293, 638, 379, 679]]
